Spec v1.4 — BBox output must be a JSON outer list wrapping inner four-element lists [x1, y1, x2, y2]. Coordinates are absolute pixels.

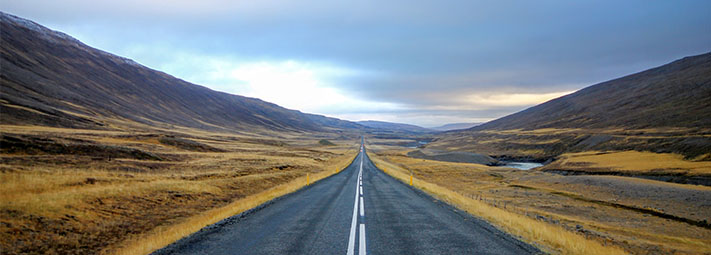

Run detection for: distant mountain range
[[357, 120, 433, 133], [430, 122, 481, 131], [0, 12, 378, 134]]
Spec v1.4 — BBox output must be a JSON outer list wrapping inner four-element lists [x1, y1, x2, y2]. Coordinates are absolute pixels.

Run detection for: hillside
[[305, 113, 370, 132], [473, 52, 711, 131], [428, 53, 711, 160], [357, 120, 433, 133], [0, 12, 352, 133], [431, 122, 481, 131]]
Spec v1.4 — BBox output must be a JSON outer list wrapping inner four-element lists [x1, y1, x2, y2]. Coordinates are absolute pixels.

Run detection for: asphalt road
[[154, 141, 539, 255]]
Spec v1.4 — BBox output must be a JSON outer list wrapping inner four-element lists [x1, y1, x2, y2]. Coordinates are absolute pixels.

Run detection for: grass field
[[543, 150, 711, 175], [366, 142, 711, 254], [0, 125, 358, 254], [426, 127, 711, 161]]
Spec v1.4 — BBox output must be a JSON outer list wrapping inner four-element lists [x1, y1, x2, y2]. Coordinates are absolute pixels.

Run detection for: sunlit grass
[[0, 125, 360, 254], [112, 150, 357, 255], [369, 152, 628, 255], [547, 150, 711, 175]]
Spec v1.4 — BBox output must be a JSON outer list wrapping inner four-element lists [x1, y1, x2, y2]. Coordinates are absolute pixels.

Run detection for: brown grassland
[[427, 127, 711, 164], [366, 141, 711, 255], [0, 124, 359, 254], [543, 150, 711, 175]]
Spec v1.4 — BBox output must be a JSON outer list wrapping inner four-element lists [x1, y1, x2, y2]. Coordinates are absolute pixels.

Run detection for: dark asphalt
[[154, 141, 539, 254]]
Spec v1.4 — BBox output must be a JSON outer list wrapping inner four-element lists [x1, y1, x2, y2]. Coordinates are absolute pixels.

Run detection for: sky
[[2, 1, 710, 127]]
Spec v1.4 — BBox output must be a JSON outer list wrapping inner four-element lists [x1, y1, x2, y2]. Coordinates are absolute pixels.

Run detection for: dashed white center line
[[359, 196, 364, 217], [347, 154, 364, 255], [349, 146, 369, 255], [359, 224, 366, 255]]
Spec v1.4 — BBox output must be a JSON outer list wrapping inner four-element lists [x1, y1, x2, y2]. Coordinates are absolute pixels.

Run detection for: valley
[[1, 9, 710, 255]]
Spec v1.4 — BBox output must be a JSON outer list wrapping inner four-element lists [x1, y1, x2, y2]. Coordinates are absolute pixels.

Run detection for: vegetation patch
[[318, 139, 335, 146], [158, 136, 225, 152], [542, 151, 711, 177]]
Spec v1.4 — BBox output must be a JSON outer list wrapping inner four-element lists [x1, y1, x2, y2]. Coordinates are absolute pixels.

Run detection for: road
[[154, 141, 539, 255]]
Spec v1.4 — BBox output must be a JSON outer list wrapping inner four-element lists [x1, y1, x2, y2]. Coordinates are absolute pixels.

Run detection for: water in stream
[[503, 162, 543, 170]]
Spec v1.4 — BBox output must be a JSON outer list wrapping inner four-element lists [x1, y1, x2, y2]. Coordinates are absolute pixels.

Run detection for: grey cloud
[[2, 0, 710, 126]]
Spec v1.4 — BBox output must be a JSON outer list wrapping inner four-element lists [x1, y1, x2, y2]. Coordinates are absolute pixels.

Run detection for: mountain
[[430, 122, 481, 131], [357, 120, 433, 134], [428, 53, 711, 160], [0, 12, 361, 134], [471, 53, 711, 131], [305, 113, 369, 131]]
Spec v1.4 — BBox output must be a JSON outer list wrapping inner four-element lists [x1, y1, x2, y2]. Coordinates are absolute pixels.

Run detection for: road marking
[[359, 224, 366, 255], [359, 186, 363, 195], [347, 154, 364, 255], [359, 196, 364, 217]]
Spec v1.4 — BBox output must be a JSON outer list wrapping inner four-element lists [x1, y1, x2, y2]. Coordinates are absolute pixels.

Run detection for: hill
[[0, 12, 358, 134], [430, 122, 481, 131], [357, 120, 433, 134], [473, 53, 711, 131], [428, 53, 711, 160]]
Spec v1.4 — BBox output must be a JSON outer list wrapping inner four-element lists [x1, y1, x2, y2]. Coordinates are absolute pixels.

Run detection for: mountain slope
[[431, 122, 481, 131], [473, 52, 711, 131], [305, 113, 370, 131], [428, 53, 711, 160], [0, 12, 344, 133], [357, 120, 433, 133]]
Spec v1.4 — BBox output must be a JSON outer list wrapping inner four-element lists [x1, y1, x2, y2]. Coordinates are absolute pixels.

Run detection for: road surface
[[154, 141, 539, 254]]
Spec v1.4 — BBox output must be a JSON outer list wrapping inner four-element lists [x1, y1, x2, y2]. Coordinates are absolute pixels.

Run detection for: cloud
[[2, 0, 710, 126], [140, 52, 403, 115], [460, 91, 576, 108]]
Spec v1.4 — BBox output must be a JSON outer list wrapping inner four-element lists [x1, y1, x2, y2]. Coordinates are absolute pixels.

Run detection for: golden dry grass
[[368, 153, 628, 255], [0, 125, 360, 254], [0, 169, 221, 218], [111, 149, 357, 255], [546, 150, 711, 175], [364, 141, 711, 254]]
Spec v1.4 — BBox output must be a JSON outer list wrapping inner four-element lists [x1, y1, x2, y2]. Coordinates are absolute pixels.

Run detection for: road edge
[[150, 151, 360, 255], [362, 150, 543, 254]]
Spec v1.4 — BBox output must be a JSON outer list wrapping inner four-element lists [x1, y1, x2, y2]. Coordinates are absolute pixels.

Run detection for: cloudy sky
[[3, 1, 710, 127]]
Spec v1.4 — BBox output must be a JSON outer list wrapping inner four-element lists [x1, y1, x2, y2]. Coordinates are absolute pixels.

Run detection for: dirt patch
[[1, 134, 162, 160], [318, 139, 335, 146], [542, 169, 711, 186], [407, 149, 499, 165], [158, 136, 225, 152], [521, 175, 711, 223]]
